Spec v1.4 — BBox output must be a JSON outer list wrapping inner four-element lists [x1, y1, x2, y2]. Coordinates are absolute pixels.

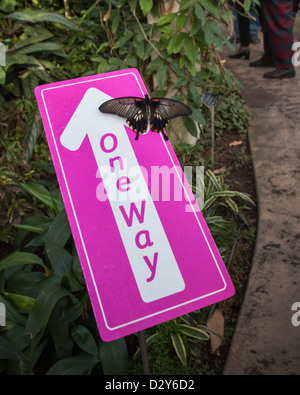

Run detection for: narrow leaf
[[25, 284, 71, 338], [178, 324, 210, 340], [71, 325, 98, 356], [5, 293, 36, 313], [0, 336, 26, 361], [46, 355, 99, 375], [20, 183, 64, 212], [0, 252, 48, 273], [99, 338, 129, 375], [171, 333, 186, 366]]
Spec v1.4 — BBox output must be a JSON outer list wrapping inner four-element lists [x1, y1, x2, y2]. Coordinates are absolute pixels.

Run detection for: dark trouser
[[236, 3, 250, 47], [260, 0, 294, 69]]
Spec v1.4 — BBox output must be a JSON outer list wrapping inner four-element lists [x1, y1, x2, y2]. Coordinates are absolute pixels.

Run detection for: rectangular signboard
[[35, 68, 234, 341]]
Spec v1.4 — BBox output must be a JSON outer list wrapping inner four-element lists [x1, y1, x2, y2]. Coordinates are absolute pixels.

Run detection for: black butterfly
[[99, 94, 192, 141]]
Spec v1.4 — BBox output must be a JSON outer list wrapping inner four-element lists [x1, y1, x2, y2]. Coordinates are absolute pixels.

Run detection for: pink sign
[[35, 69, 234, 342]]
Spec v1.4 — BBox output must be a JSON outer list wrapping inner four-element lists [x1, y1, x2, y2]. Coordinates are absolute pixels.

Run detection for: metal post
[[138, 331, 150, 375], [211, 104, 215, 166]]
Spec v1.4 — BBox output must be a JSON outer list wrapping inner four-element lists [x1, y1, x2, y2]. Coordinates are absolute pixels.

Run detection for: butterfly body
[[99, 94, 192, 141]]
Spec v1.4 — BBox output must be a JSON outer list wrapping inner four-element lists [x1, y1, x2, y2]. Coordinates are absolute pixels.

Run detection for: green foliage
[[203, 91, 250, 138], [131, 313, 219, 373], [0, 182, 129, 375]]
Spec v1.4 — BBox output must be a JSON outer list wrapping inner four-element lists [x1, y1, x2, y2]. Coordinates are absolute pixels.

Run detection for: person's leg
[[236, 3, 250, 47], [261, 0, 294, 69], [260, 1, 273, 62]]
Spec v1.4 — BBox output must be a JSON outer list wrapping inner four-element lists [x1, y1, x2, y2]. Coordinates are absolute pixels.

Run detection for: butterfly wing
[[150, 98, 192, 140], [99, 97, 148, 137]]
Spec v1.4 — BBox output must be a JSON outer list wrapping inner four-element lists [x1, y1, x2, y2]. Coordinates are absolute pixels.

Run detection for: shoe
[[229, 48, 250, 60], [249, 58, 273, 67], [250, 34, 260, 44], [263, 68, 296, 79]]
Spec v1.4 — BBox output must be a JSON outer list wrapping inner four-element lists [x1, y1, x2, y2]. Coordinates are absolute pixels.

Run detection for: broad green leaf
[[25, 284, 71, 338], [0, 336, 27, 361], [99, 338, 129, 374], [6, 11, 34, 23], [184, 37, 197, 63], [176, 14, 186, 31], [46, 354, 100, 375], [71, 325, 98, 356], [44, 209, 71, 247], [194, 3, 206, 26], [139, 0, 153, 16], [157, 13, 176, 26], [0, 252, 48, 273], [244, 0, 252, 13], [5, 53, 40, 67], [189, 82, 202, 106], [24, 10, 81, 30], [5, 293, 36, 313], [20, 183, 64, 212], [180, 0, 195, 11], [200, 0, 220, 18], [146, 57, 164, 74], [114, 30, 134, 49], [45, 242, 72, 272], [178, 324, 210, 340], [6, 33, 53, 53], [156, 63, 168, 89], [0, 295, 26, 325], [190, 107, 206, 125], [170, 333, 186, 366], [22, 70, 38, 97], [182, 116, 198, 137], [4, 323, 31, 351], [16, 42, 62, 55]]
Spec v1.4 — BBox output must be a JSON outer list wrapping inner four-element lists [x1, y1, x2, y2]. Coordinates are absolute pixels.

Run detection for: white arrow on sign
[[60, 88, 185, 303]]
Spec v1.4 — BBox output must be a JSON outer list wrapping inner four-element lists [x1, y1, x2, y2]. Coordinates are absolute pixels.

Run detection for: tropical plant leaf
[[182, 116, 198, 137], [178, 324, 210, 341], [45, 242, 73, 273], [99, 338, 129, 374], [46, 354, 100, 375], [139, 0, 153, 16], [5, 293, 36, 313], [206, 169, 221, 191], [71, 325, 98, 356], [170, 333, 186, 366], [25, 284, 71, 339], [0, 251, 48, 273], [0, 336, 27, 361], [44, 209, 71, 247], [7, 11, 81, 30], [20, 183, 64, 212]]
